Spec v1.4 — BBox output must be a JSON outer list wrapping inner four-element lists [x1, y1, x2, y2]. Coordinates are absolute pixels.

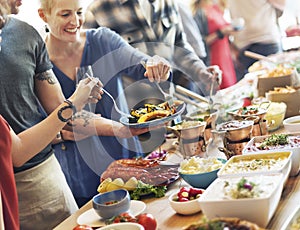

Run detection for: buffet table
[[54, 169, 300, 230], [54, 126, 300, 230], [54, 67, 300, 229]]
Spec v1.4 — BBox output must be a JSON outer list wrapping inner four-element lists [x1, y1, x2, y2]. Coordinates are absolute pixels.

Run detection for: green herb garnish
[[129, 181, 167, 200], [259, 134, 289, 149]]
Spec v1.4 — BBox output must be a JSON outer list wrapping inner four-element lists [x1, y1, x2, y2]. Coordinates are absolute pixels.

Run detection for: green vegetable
[[259, 134, 289, 149], [129, 181, 167, 200]]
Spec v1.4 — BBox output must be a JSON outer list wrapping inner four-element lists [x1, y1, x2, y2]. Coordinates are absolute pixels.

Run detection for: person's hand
[[144, 55, 171, 82], [206, 65, 222, 86], [220, 24, 237, 36], [70, 77, 103, 111]]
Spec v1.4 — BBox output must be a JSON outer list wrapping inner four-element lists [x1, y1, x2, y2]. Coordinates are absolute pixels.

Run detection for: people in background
[[227, 0, 286, 80], [176, 0, 208, 64], [38, 0, 172, 208], [0, 0, 170, 228], [83, 0, 222, 96], [191, 0, 237, 89]]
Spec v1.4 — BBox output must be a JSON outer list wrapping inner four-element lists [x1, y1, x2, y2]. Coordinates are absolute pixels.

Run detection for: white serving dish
[[242, 134, 300, 176], [283, 115, 300, 133], [281, 205, 300, 230], [217, 152, 292, 185], [199, 173, 284, 228], [97, 222, 145, 230]]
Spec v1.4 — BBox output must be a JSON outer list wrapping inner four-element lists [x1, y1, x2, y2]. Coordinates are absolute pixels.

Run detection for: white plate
[[77, 200, 146, 228]]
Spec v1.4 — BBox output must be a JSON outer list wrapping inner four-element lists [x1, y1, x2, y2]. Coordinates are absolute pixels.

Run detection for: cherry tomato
[[137, 213, 157, 230], [189, 188, 203, 197], [178, 187, 190, 199], [73, 225, 93, 230], [111, 212, 137, 223]]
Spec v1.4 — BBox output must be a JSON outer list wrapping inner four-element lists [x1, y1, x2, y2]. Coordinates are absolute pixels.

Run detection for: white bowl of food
[[168, 187, 204, 215], [283, 115, 300, 133], [97, 222, 145, 230], [199, 173, 284, 228], [217, 151, 292, 183], [242, 133, 300, 176]]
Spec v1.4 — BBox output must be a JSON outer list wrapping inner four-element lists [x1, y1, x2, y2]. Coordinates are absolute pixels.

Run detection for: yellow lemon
[[124, 177, 138, 191], [106, 178, 125, 192], [97, 178, 112, 193]]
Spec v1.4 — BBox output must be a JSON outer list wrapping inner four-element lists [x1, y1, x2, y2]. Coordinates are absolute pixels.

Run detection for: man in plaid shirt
[[84, 0, 221, 96]]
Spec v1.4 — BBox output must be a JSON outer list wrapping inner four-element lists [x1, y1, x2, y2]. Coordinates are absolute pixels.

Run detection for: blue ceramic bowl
[[179, 158, 226, 189], [92, 189, 130, 219]]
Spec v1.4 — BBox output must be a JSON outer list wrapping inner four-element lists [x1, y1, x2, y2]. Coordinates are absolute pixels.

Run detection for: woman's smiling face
[[44, 0, 84, 42]]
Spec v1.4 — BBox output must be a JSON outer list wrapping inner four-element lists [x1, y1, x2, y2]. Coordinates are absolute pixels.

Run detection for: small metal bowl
[[228, 106, 268, 122], [216, 120, 254, 142]]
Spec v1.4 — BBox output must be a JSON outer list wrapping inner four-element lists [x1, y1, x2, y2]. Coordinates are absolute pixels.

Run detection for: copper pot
[[185, 108, 218, 128], [227, 103, 270, 122], [216, 120, 254, 142]]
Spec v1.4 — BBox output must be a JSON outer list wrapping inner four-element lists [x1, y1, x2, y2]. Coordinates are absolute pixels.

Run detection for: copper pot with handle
[[216, 120, 254, 142]]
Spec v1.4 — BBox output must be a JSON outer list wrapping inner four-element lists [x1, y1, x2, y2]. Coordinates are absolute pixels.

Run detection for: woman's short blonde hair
[[39, 0, 55, 13]]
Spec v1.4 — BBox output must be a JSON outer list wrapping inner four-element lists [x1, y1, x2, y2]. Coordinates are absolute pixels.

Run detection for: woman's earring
[[45, 24, 49, 33]]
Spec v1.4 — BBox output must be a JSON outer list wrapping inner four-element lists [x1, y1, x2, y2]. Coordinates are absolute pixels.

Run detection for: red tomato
[[73, 225, 93, 230], [112, 212, 137, 223], [189, 188, 203, 197], [243, 97, 252, 107], [137, 213, 157, 230], [178, 187, 190, 199]]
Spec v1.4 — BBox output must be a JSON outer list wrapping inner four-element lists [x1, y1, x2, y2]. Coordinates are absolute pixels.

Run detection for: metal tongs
[[140, 60, 174, 106], [175, 85, 210, 104]]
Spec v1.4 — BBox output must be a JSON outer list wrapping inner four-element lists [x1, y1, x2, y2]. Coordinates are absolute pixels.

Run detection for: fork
[[101, 88, 132, 118], [85, 73, 132, 118], [140, 60, 174, 106]]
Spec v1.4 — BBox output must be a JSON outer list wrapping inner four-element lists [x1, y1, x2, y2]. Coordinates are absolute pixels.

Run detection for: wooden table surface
[[54, 127, 300, 230], [54, 173, 300, 230]]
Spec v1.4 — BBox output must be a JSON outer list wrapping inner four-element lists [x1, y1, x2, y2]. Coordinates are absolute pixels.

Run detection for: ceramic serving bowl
[[168, 188, 204, 215], [92, 189, 131, 219], [243, 134, 300, 176], [179, 157, 227, 189], [199, 173, 284, 228], [283, 115, 300, 133], [218, 151, 292, 184]]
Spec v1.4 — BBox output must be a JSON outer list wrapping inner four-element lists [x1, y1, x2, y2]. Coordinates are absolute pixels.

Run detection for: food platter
[[101, 158, 179, 186], [120, 102, 186, 128]]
